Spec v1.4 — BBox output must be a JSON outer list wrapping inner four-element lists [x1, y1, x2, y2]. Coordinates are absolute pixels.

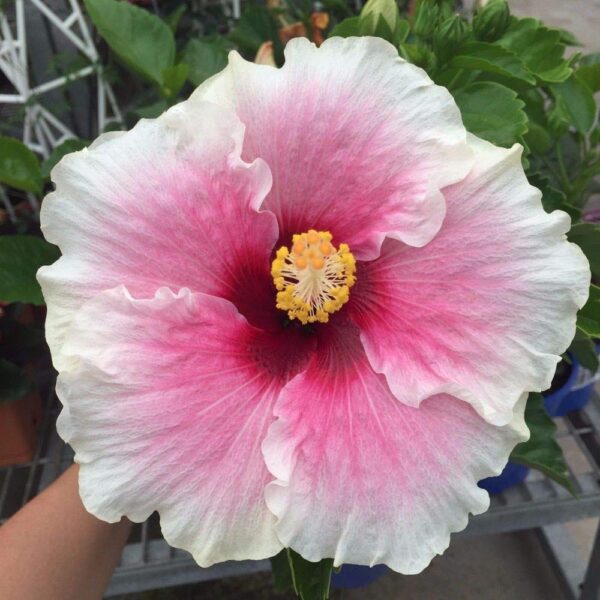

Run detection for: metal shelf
[[2, 388, 600, 598]]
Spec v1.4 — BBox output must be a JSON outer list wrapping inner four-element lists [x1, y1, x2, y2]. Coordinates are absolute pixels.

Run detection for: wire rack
[[2, 387, 600, 599]]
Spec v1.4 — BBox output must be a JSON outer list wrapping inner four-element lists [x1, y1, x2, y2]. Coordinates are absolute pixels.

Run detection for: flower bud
[[402, 43, 437, 73], [412, 0, 440, 38], [473, 0, 510, 42], [310, 11, 329, 46], [255, 41, 276, 66], [433, 15, 469, 60], [279, 22, 308, 44]]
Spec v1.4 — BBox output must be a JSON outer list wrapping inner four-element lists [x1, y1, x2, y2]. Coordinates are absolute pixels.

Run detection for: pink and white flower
[[39, 37, 589, 573]]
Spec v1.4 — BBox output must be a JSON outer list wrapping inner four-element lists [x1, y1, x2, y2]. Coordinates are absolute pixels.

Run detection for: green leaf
[[577, 62, 600, 93], [229, 6, 280, 56], [0, 236, 60, 305], [134, 100, 168, 119], [84, 0, 175, 86], [329, 16, 361, 37], [451, 42, 535, 84], [0, 136, 42, 194], [0, 359, 32, 404], [165, 4, 186, 33], [520, 147, 530, 170], [527, 174, 580, 219], [569, 327, 599, 372], [582, 52, 600, 66], [393, 19, 411, 45], [497, 17, 572, 83], [371, 14, 395, 42], [577, 285, 600, 337], [551, 74, 596, 134], [183, 38, 230, 86], [287, 549, 333, 600], [511, 393, 574, 494], [41, 138, 88, 178], [568, 222, 600, 278], [400, 42, 437, 72], [161, 63, 188, 99], [321, 0, 353, 17], [432, 65, 472, 90], [523, 121, 551, 155], [521, 87, 546, 122], [360, 0, 399, 33], [557, 28, 582, 47], [330, 13, 389, 38], [453, 81, 528, 147]]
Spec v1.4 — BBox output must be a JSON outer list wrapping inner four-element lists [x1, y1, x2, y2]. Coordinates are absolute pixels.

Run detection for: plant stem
[[556, 144, 571, 191]]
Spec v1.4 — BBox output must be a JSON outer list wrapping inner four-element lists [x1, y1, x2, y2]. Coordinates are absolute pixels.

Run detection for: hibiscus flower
[[38, 37, 589, 574]]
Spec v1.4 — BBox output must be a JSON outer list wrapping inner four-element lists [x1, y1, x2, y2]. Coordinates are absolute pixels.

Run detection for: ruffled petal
[[38, 100, 279, 369], [262, 321, 527, 574], [56, 287, 312, 566], [349, 136, 590, 426], [193, 36, 473, 259]]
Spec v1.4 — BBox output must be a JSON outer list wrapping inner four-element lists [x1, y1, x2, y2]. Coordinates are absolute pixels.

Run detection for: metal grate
[[2, 387, 600, 598]]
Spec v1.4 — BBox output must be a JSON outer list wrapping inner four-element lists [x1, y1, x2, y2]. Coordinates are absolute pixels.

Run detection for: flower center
[[271, 230, 356, 324]]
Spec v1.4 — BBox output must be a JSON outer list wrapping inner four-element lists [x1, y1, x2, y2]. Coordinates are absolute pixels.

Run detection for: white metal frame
[[0, 0, 122, 158]]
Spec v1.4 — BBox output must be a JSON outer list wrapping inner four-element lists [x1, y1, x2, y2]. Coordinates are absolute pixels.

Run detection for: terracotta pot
[[0, 389, 42, 467]]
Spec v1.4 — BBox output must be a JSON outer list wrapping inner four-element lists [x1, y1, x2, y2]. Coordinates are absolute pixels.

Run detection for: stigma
[[271, 230, 356, 324]]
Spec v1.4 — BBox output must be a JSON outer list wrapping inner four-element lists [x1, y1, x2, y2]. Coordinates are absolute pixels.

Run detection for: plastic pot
[[544, 348, 599, 417], [331, 564, 388, 589], [478, 461, 529, 495], [0, 389, 42, 468]]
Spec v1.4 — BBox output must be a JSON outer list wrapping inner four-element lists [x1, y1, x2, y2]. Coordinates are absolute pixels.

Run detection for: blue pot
[[478, 461, 529, 495], [543, 357, 580, 417], [561, 383, 596, 414], [331, 564, 388, 589], [544, 347, 599, 417]]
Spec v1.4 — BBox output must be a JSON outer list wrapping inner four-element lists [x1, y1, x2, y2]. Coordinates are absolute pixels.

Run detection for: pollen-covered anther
[[271, 230, 357, 324]]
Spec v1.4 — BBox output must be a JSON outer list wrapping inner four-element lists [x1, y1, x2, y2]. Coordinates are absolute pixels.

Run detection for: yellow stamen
[[271, 230, 357, 324]]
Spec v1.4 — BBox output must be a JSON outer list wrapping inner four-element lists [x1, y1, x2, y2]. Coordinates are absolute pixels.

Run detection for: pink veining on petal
[[263, 318, 527, 574], [194, 36, 473, 259], [348, 138, 590, 426], [38, 101, 280, 372], [57, 287, 314, 566]]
